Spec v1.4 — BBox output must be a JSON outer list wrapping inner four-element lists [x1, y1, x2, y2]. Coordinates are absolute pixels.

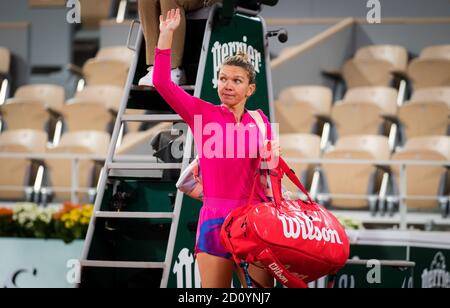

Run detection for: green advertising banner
[[411, 247, 450, 288], [330, 231, 450, 288], [333, 245, 413, 288]]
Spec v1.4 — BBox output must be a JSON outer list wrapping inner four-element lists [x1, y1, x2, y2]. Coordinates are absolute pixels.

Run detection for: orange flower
[[53, 202, 82, 220], [0, 208, 13, 216]]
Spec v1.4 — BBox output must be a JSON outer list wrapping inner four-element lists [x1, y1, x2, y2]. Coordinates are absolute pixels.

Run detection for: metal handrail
[[1, 153, 447, 166], [0, 153, 448, 227], [283, 157, 450, 167], [345, 259, 415, 268], [0, 152, 106, 160], [281, 157, 449, 229]]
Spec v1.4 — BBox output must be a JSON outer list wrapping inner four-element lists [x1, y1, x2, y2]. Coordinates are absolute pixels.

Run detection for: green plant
[[12, 203, 56, 238], [53, 203, 93, 243], [337, 215, 363, 230], [0, 207, 14, 237]]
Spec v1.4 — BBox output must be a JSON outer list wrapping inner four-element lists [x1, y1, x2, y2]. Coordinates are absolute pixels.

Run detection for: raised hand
[[159, 8, 181, 33]]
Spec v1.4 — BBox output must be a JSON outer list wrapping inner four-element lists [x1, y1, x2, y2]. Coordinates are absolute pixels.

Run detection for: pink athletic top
[[153, 48, 272, 209]]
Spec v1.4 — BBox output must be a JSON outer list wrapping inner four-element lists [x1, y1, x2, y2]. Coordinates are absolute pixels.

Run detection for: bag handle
[[248, 110, 266, 142], [271, 156, 315, 204], [247, 110, 271, 170], [257, 248, 309, 288], [247, 110, 315, 206], [248, 143, 315, 206], [247, 155, 266, 206], [246, 110, 269, 206]]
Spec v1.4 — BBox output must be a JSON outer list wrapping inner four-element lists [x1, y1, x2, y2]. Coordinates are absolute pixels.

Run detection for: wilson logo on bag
[[278, 213, 344, 244]]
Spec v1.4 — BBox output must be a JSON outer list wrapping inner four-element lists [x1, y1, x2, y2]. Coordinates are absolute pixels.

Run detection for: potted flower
[[0, 207, 14, 237], [12, 203, 56, 238], [53, 202, 93, 244], [0, 202, 93, 243]]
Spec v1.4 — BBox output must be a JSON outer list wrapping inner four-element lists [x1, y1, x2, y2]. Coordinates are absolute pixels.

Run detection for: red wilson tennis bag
[[220, 156, 350, 288]]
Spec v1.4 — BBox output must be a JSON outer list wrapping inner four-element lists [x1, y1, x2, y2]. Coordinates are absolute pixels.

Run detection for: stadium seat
[[42, 130, 110, 202], [343, 45, 408, 88], [321, 135, 391, 209], [0, 47, 11, 105], [67, 85, 123, 111], [9, 84, 64, 110], [116, 122, 174, 155], [0, 84, 65, 132], [83, 46, 134, 87], [408, 45, 450, 89], [62, 85, 123, 132], [391, 136, 450, 210], [275, 86, 332, 134], [29, 0, 66, 7], [0, 129, 47, 200], [331, 86, 398, 138], [398, 87, 450, 139], [123, 109, 149, 133], [0, 47, 10, 76], [80, 0, 114, 29], [62, 103, 113, 133], [279, 133, 321, 194]]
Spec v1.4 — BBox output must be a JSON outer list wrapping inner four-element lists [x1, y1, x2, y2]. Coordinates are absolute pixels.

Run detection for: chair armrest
[[375, 164, 391, 174], [391, 70, 409, 81], [321, 69, 343, 80], [48, 107, 63, 118], [315, 114, 333, 123], [381, 114, 400, 125], [65, 63, 84, 77]]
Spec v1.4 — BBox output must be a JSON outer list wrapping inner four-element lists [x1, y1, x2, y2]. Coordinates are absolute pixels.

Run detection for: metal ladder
[[79, 22, 197, 288]]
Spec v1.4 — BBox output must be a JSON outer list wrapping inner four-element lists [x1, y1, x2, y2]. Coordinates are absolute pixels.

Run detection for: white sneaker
[[138, 66, 154, 87], [171, 67, 187, 85], [138, 66, 186, 87]]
